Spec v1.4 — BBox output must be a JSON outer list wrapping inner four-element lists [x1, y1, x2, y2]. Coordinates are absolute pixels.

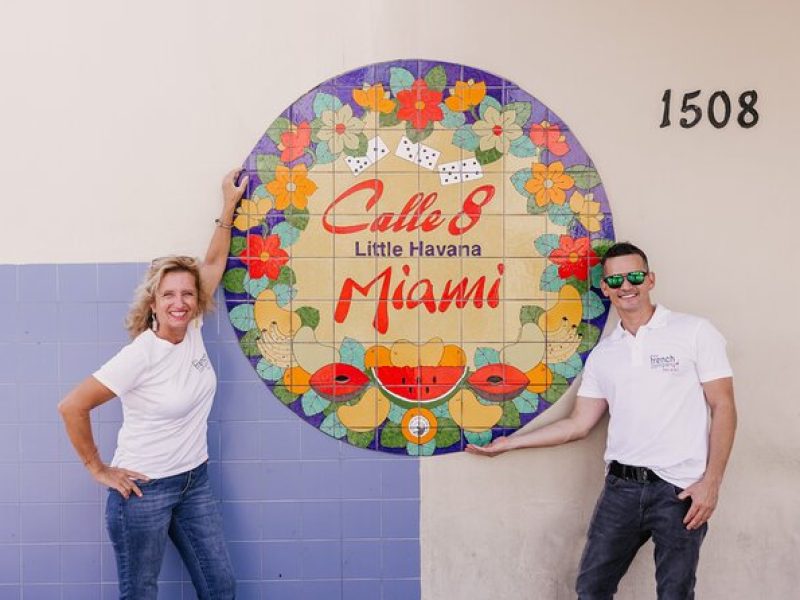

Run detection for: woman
[[58, 169, 248, 599]]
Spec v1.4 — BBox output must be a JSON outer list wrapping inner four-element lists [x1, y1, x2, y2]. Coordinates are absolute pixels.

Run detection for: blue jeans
[[106, 462, 235, 599], [576, 473, 707, 600]]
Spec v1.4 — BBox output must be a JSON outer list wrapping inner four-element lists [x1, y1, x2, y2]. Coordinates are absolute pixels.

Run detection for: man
[[466, 242, 736, 600]]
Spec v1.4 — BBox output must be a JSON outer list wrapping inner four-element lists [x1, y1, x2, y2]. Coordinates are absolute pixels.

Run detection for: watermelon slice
[[467, 363, 528, 402], [370, 365, 468, 409], [309, 362, 369, 402]]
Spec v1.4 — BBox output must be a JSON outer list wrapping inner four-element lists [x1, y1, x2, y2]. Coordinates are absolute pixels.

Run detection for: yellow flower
[[444, 79, 486, 112], [316, 105, 365, 154], [266, 164, 317, 210], [524, 161, 575, 207], [233, 197, 273, 231], [472, 106, 522, 154], [352, 83, 396, 114], [569, 190, 604, 232]]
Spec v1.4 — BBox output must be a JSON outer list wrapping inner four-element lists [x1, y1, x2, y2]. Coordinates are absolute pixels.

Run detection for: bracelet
[[215, 218, 233, 229]]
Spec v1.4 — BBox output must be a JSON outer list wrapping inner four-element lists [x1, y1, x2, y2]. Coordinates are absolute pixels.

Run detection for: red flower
[[396, 79, 444, 130], [279, 121, 312, 163], [530, 121, 570, 156], [549, 236, 599, 280], [239, 234, 288, 280]]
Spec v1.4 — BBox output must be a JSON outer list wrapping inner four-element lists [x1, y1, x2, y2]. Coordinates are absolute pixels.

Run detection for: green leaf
[[340, 337, 366, 371], [564, 276, 589, 295], [540, 264, 564, 292], [591, 239, 615, 257], [276, 266, 297, 286], [272, 382, 299, 405], [434, 417, 461, 448], [243, 274, 270, 298], [301, 389, 330, 416], [526, 198, 549, 215], [296, 306, 320, 330], [256, 358, 284, 382], [405, 121, 433, 143], [439, 103, 466, 128], [380, 421, 407, 447], [222, 268, 246, 294], [510, 168, 533, 200], [347, 429, 375, 449], [379, 109, 400, 128], [478, 96, 502, 119], [475, 146, 502, 166], [266, 117, 291, 145], [239, 328, 261, 357], [342, 133, 369, 158], [322, 401, 337, 416], [505, 101, 532, 127], [312, 92, 342, 118], [256, 154, 280, 184], [551, 354, 583, 378], [284, 206, 310, 231], [229, 304, 255, 332], [514, 391, 539, 414], [320, 412, 347, 439], [407, 439, 436, 456], [590, 264, 603, 288], [497, 400, 521, 428], [548, 203, 575, 226], [582, 290, 606, 319], [577, 323, 601, 354], [272, 222, 300, 248], [452, 126, 479, 151], [509, 135, 537, 158], [271, 283, 295, 308], [464, 430, 493, 447], [520, 305, 545, 326], [389, 67, 415, 96], [387, 404, 406, 424], [542, 373, 569, 404], [534, 233, 561, 257], [431, 403, 451, 418], [474, 347, 500, 368], [424, 65, 447, 91], [315, 141, 336, 164], [566, 165, 601, 190]]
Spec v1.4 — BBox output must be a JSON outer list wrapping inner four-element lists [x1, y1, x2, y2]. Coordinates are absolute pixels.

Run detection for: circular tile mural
[[223, 59, 615, 455]]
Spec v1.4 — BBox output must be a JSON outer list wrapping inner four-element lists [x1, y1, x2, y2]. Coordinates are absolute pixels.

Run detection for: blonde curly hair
[[125, 256, 215, 338]]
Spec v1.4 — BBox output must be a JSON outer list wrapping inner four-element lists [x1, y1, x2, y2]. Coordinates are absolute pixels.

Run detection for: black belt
[[609, 461, 664, 484]]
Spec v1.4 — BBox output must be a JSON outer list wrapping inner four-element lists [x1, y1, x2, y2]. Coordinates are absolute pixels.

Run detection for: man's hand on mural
[[678, 478, 720, 530], [465, 436, 515, 457]]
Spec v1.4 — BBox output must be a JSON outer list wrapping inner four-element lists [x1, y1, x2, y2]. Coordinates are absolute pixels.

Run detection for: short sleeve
[[694, 319, 733, 382], [577, 351, 605, 399], [93, 340, 149, 397]]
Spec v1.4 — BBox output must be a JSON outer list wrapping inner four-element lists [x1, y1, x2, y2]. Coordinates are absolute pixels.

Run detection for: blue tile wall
[[0, 263, 421, 599]]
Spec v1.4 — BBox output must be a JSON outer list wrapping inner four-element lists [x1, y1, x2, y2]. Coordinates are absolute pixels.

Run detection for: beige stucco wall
[[1, 1, 797, 598]]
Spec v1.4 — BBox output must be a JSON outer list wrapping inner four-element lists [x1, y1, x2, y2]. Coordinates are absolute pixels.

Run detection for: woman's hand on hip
[[91, 464, 150, 499]]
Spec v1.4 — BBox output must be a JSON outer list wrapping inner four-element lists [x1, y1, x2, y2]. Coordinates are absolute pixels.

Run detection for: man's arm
[[464, 395, 608, 457], [678, 376, 736, 530]]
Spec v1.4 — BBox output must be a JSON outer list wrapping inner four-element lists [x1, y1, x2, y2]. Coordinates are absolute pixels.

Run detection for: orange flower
[[530, 121, 569, 156], [524, 161, 574, 207], [278, 122, 311, 163], [266, 164, 317, 210], [444, 79, 486, 112], [352, 84, 396, 114]]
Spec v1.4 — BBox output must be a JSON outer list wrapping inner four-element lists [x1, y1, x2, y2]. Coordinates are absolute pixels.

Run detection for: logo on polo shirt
[[192, 353, 210, 372], [650, 354, 680, 373]]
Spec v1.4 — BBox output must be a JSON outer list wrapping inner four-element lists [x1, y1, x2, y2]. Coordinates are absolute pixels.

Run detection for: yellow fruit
[[337, 388, 390, 432], [292, 326, 337, 373], [525, 362, 553, 394], [254, 289, 301, 337], [448, 389, 503, 433], [283, 366, 311, 394], [390, 337, 443, 367], [438, 344, 467, 367], [365, 345, 392, 369], [501, 323, 545, 372], [538, 285, 582, 333]]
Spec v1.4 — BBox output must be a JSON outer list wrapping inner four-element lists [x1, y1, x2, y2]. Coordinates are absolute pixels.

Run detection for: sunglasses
[[602, 270, 648, 288]]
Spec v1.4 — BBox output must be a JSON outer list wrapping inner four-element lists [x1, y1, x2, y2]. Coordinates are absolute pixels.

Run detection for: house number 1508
[[660, 89, 759, 129]]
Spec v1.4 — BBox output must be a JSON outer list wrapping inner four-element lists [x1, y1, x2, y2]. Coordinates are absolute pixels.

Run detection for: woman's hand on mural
[[222, 168, 248, 210], [465, 436, 514, 457], [90, 464, 149, 500]]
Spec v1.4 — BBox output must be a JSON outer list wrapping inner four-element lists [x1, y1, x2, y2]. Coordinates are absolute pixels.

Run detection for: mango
[[337, 388, 390, 431], [448, 389, 503, 433]]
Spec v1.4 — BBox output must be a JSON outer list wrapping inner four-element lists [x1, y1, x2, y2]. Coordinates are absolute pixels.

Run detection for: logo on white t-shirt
[[650, 354, 680, 373], [192, 353, 210, 372]]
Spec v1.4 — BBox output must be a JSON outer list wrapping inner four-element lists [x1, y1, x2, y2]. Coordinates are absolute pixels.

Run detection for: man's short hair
[[601, 242, 649, 271]]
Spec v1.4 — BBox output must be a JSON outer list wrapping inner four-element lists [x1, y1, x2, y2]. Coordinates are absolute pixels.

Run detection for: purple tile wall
[[0, 263, 421, 600]]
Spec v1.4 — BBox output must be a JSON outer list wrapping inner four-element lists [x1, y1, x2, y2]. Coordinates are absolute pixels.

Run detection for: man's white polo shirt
[[578, 305, 733, 488]]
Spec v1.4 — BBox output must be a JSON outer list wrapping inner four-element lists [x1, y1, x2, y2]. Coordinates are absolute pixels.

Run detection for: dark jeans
[[576, 473, 707, 600], [106, 462, 235, 599]]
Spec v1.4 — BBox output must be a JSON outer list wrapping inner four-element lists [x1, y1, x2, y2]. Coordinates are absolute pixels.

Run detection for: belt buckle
[[634, 467, 649, 483]]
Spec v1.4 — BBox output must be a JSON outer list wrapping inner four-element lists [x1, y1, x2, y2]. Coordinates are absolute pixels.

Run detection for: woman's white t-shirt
[[93, 319, 216, 479]]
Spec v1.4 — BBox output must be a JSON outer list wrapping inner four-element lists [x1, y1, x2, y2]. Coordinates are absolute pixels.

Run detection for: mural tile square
[[261, 580, 304, 599], [381, 499, 420, 538], [22, 585, 61, 600], [18, 265, 57, 303], [0, 384, 17, 422], [62, 584, 102, 600], [340, 460, 381, 499], [382, 539, 420, 578], [261, 421, 302, 460], [213, 381, 266, 421], [21, 422, 60, 461], [343, 579, 382, 600], [0, 303, 17, 342], [21, 545, 60, 583], [342, 499, 381, 538], [18, 384, 59, 423], [220, 462, 269, 501], [342, 539, 382, 579], [0, 463, 20, 502], [300, 501, 341, 540], [221, 500, 262, 542], [220, 421, 261, 460], [262, 500, 302, 540], [301, 423, 341, 459], [262, 461, 305, 501], [96, 303, 128, 342], [300, 460, 341, 500], [0, 503, 19, 543], [0, 546, 20, 584], [57, 264, 98, 302], [0, 423, 19, 461], [234, 581, 261, 600], [227, 541, 262, 580], [16, 301, 57, 342], [60, 545, 100, 583], [380, 460, 420, 499], [383, 578, 422, 600], [20, 503, 60, 543], [301, 579, 342, 600], [60, 462, 101, 502], [61, 503, 101, 542], [0, 344, 17, 383], [58, 302, 98, 342], [20, 462, 60, 502], [262, 540, 302, 580], [0, 265, 17, 302], [97, 263, 139, 302], [15, 343, 59, 384], [300, 540, 342, 579]]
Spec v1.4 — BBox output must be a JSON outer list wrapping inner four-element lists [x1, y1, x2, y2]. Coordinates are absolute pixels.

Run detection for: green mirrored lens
[[604, 275, 624, 288], [626, 271, 647, 285]]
